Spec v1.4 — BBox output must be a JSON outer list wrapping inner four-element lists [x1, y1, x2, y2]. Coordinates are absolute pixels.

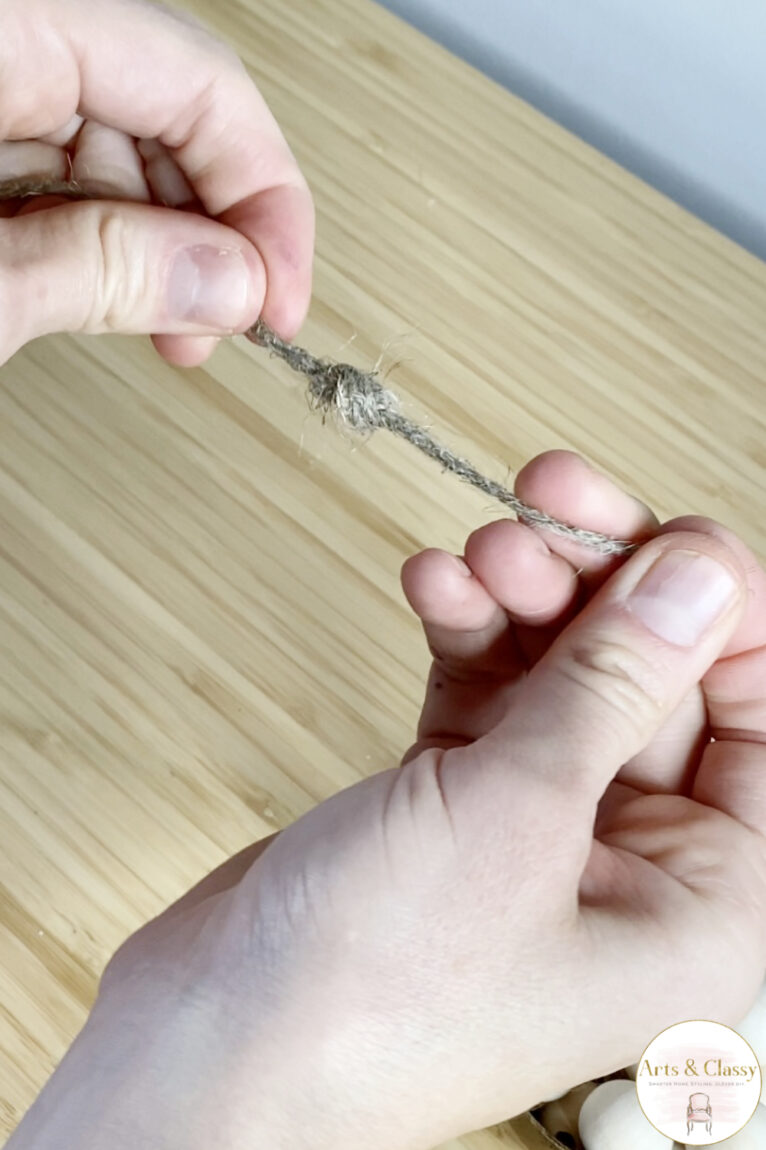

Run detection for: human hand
[[0, 0, 314, 367], [9, 452, 766, 1150]]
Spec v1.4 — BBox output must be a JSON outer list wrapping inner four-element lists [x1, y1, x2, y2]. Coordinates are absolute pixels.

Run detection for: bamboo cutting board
[[2, 0, 766, 1143]]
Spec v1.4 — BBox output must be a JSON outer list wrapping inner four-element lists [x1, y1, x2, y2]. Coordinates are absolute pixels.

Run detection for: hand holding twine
[[0, 176, 637, 556]]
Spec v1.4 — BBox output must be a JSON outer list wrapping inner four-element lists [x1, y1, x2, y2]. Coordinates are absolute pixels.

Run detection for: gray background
[[380, 0, 766, 261]]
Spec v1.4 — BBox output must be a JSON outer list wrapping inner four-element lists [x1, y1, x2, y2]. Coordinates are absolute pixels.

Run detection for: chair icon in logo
[[687, 1092, 713, 1136]]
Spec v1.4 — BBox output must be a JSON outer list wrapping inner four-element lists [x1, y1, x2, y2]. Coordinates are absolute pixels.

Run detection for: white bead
[[683, 1101, 766, 1147], [734, 979, 766, 1064], [579, 1080, 673, 1150]]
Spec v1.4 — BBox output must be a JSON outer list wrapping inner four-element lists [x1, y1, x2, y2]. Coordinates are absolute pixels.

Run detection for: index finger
[[3, 0, 314, 335]]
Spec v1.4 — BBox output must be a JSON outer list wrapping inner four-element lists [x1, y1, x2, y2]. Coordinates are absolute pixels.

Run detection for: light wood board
[[2, 0, 766, 1142]]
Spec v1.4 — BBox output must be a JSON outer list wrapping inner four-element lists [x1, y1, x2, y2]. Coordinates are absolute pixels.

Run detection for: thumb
[[0, 200, 266, 360], [479, 530, 747, 806]]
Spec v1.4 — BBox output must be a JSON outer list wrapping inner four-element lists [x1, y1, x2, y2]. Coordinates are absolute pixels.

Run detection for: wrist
[[7, 974, 406, 1150], [6, 984, 300, 1150]]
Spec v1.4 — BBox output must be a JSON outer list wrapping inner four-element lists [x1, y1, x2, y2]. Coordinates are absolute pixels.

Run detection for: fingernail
[[168, 245, 250, 329], [627, 550, 739, 646]]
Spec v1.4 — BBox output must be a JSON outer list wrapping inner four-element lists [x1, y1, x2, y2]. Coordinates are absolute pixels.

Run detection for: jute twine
[[1, 177, 638, 556]]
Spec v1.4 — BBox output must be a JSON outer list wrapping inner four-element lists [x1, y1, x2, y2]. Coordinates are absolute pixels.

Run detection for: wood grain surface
[[2, 0, 766, 1143]]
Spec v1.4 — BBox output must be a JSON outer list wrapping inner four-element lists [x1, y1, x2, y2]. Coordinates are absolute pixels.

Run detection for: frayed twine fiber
[[1, 176, 637, 555], [247, 321, 636, 556], [0, 177, 92, 200]]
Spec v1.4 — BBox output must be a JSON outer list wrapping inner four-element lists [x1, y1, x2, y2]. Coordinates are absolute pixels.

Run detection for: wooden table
[[2, 0, 765, 1145]]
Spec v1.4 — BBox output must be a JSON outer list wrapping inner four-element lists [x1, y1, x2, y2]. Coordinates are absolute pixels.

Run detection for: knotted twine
[[0, 176, 637, 556]]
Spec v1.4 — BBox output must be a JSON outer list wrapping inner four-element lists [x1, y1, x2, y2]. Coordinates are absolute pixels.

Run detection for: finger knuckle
[[562, 638, 666, 740], [91, 208, 145, 331], [382, 750, 462, 869]]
